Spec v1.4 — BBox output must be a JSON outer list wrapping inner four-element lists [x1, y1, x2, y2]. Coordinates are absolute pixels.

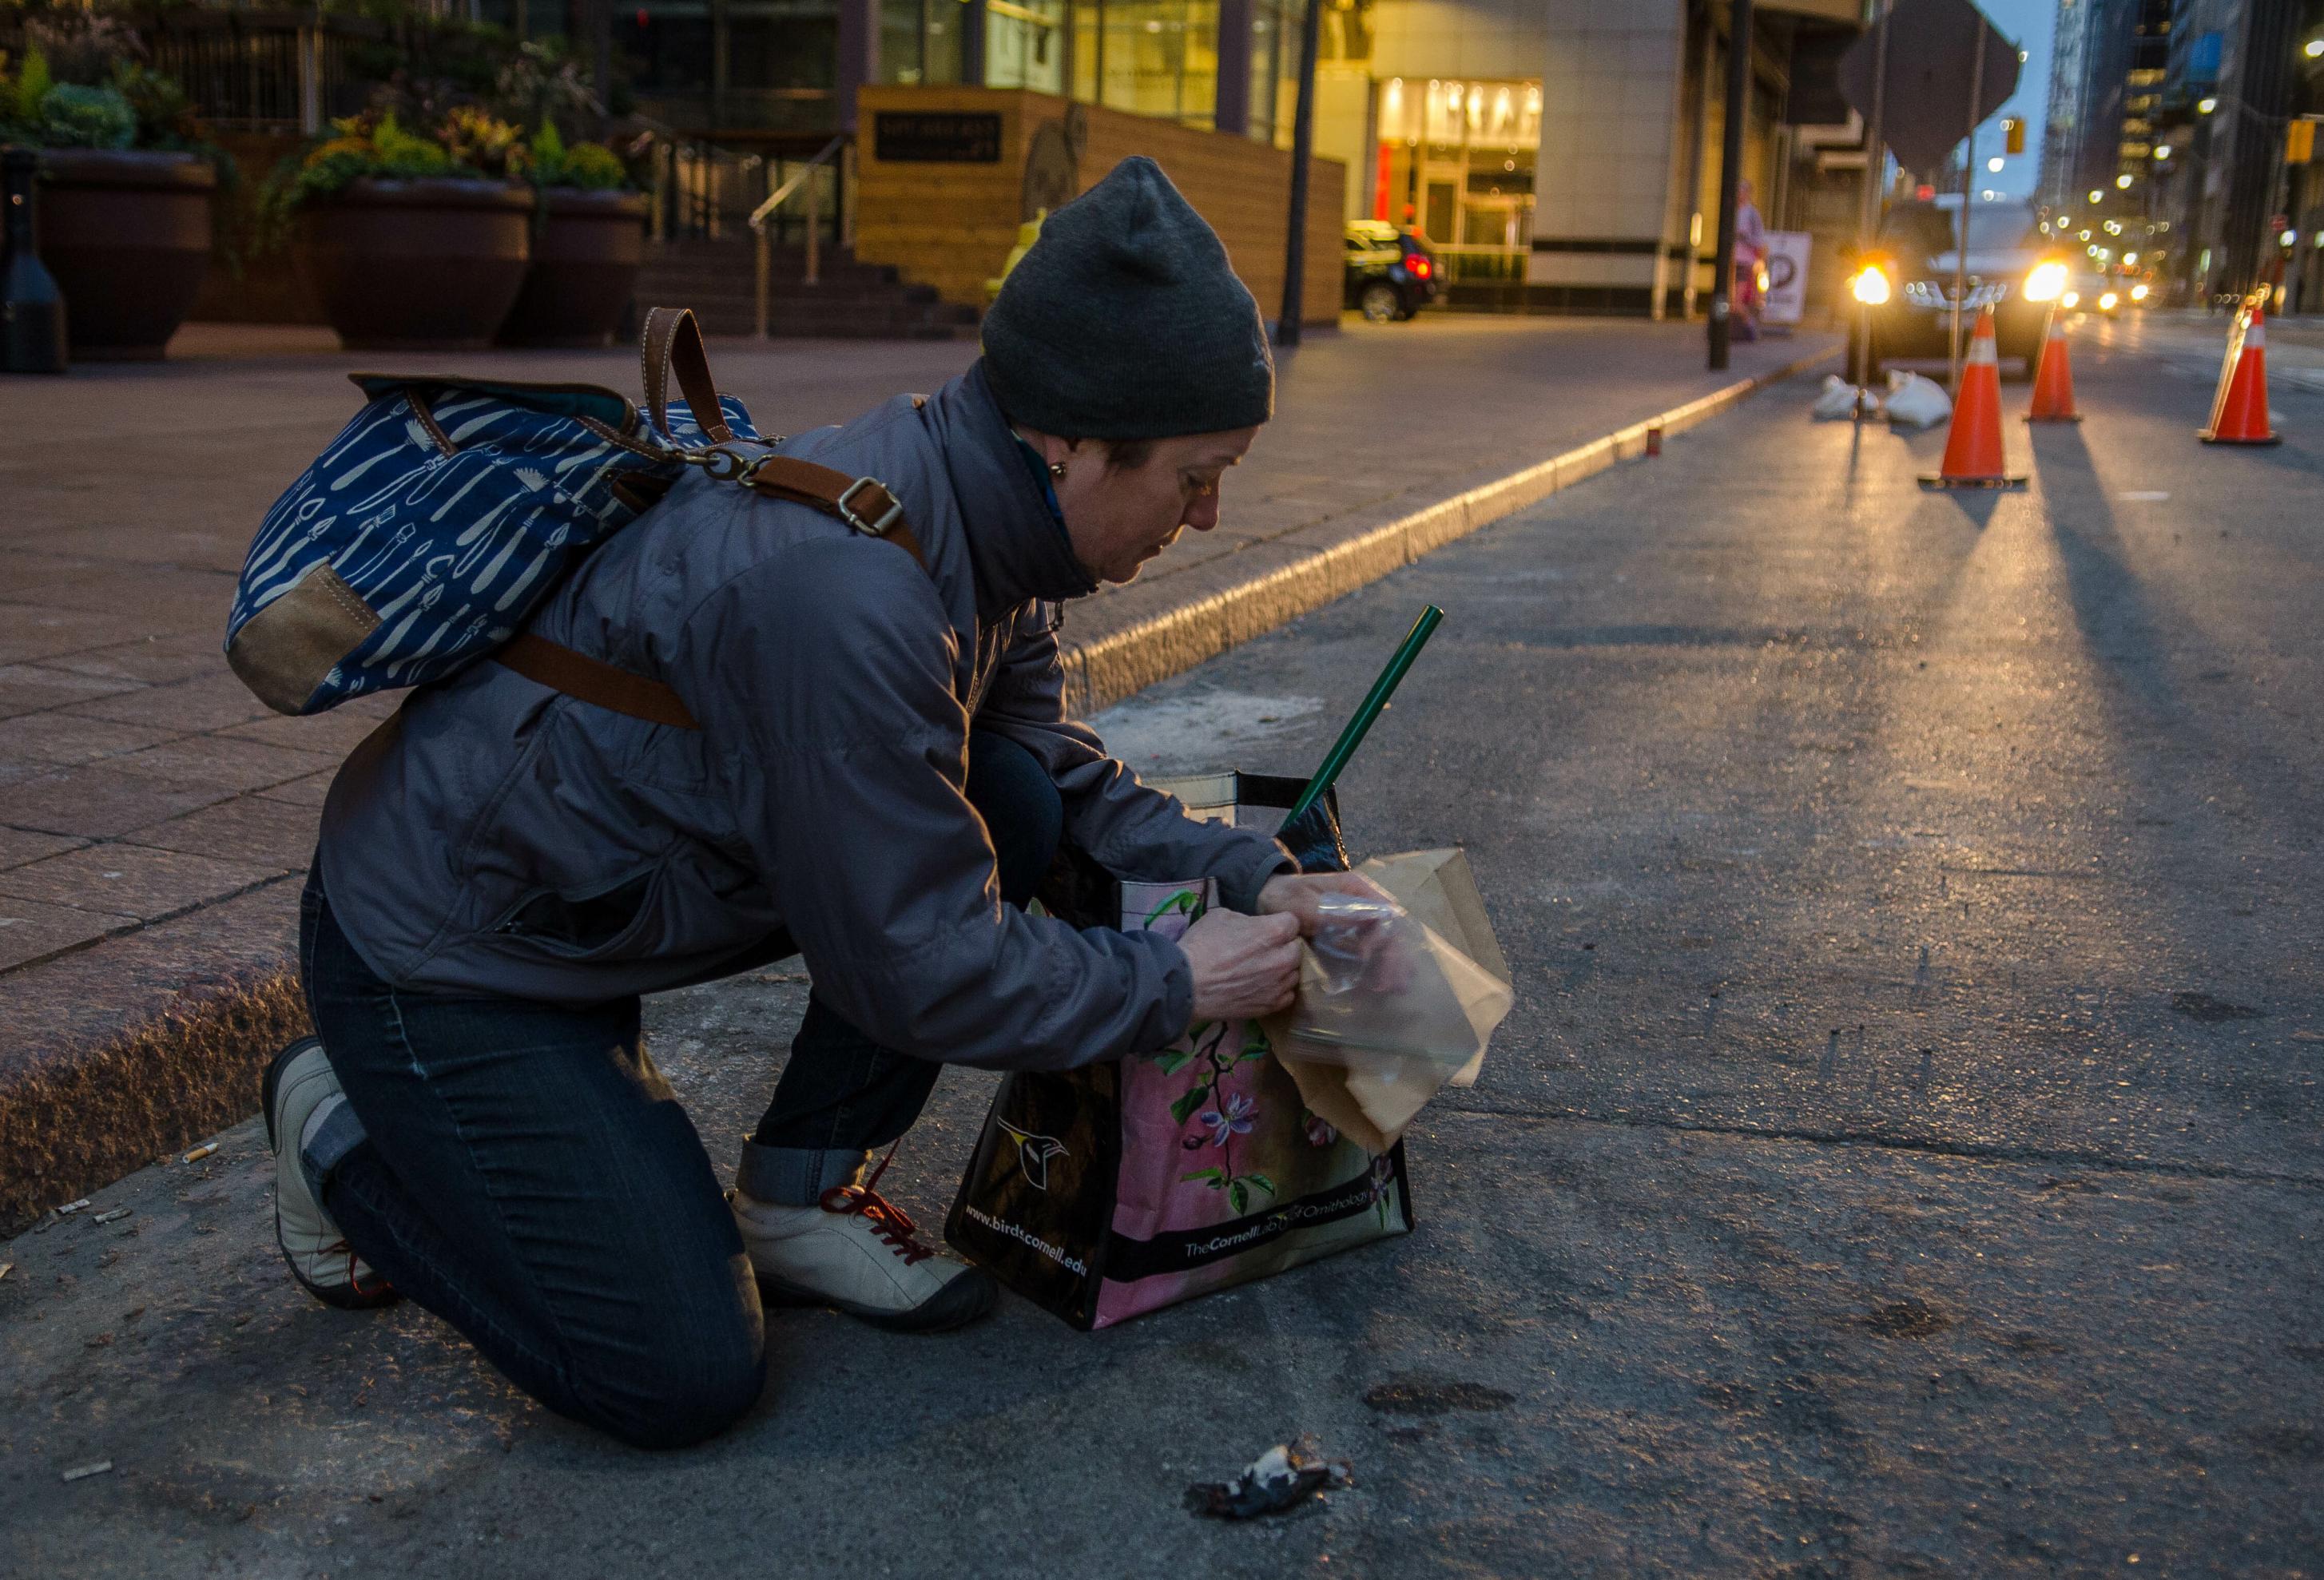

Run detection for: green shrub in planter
[[0, 43, 224, 358], [524, 121, 629, 193], [494, 121, 646, 347], [276, 110, 533, 350]]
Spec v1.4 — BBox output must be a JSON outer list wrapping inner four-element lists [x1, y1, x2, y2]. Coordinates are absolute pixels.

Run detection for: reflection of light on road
[[1842, 411, 2144, 1032]]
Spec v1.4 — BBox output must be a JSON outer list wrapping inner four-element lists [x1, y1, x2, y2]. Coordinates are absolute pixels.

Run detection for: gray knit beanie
[[982, 157, 1275, 440]]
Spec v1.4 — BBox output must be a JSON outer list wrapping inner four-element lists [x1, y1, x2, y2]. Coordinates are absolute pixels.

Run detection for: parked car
[[1344, 220, 1440, 321], [1845, 197, 2056, 379]]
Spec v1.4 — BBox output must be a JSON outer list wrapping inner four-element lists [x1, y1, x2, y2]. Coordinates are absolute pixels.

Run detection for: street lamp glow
[[2131, 283, 2149, 301], [2024, 260, 2069, 301], [2089, 189, 2104, 203], [1987, 156, 2006, 173], [2123, 251, 2139, 266], [2282, 228, 2300, 246], [2062, 291, 2081, 308], [2116, 174, 2135, 189], [2155, 145, 2171, 160], [2306, 38, 2323, 58], [2099, 291, 2119, 310], [1849, 264, 1892, 306], [2199, 97, 2219, 114]]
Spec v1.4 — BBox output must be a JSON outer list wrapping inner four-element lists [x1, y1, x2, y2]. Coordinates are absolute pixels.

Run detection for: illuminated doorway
[[1375, 76, 1539, 280]]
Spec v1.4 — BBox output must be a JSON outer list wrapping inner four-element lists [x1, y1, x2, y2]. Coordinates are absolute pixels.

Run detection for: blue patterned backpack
[[225, 308, 923, 728]]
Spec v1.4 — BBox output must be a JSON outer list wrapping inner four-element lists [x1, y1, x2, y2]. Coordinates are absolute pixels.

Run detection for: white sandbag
[[1810, 374, 1868, 420], [1884, 371, 1953, 429]]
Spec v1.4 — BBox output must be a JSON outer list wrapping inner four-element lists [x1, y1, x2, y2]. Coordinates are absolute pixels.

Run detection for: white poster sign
[[1762, 232, 1812, 324]]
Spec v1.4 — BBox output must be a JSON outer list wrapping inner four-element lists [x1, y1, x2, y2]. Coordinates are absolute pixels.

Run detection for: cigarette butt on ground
[[181, 1143, 219, 1163], [0, 1261, 13, 1282], [55, 1199, 91, 1216], [93, 1208, 133, 1225], [61, 1461, 113, 1483]]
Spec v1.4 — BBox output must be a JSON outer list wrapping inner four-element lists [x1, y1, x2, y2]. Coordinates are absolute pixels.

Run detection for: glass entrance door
[[1376, 76, 1539, 280]]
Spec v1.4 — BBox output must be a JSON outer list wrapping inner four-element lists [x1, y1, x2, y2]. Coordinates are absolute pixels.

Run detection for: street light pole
[[1949, 16, 1985, 391], [1708, 0, 1754, 372], [1856, 0, 1889, 244], [1854, 0, 1890, 393], [1276, 0, 1325, 347]]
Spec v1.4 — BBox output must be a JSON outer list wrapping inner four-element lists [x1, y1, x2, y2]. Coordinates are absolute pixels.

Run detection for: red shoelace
[[327, 1237, 395, 1299], [816, 1142, 934, 1265]]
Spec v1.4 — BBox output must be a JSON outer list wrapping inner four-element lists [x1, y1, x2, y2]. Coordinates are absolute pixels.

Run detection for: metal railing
[[750, 133, 847, 339], [0, 8, 388, 134]]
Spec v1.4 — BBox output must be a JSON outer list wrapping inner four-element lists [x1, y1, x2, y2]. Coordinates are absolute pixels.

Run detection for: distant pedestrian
[[1734, 177, 1766, 342]]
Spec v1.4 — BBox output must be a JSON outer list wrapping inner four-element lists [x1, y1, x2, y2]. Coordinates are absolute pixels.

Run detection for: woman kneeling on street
[[272, 157, 1381, 1448]]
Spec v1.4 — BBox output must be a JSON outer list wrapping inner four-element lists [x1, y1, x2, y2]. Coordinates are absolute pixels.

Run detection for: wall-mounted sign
[[875, 112, 1003, 164], [1762, 232, 1812, 324]]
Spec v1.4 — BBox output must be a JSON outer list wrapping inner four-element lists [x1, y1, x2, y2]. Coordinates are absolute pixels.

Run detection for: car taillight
[[1408, 255, 1432, 280]]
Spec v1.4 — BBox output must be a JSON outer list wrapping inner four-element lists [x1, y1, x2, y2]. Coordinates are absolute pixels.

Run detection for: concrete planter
[[38, 149, 217, 360], [496, 188, 649, 347], [296, 177, 532, 351]]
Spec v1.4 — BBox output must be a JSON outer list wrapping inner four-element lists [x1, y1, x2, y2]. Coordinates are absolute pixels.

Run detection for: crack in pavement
[[1440, 1102, 2324, 1189]]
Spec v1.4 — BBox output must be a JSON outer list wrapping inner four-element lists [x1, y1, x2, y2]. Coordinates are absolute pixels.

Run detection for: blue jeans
[[297, 730, 1062, 1448]]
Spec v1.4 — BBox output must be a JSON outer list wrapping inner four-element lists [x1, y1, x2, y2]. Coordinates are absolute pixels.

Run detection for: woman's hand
[[1258, 871, 1414, 994], [1179, 909, 1303, 1022], [1254, 871, 1398, 936]]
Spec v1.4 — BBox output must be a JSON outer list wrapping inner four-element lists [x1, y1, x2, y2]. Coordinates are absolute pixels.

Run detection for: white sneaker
[[264, 1038, 396, 1311], [732, 1165, 994, 1333]]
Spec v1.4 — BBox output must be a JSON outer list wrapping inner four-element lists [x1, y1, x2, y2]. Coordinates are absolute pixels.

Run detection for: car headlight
[[1850, 264, 1892, 305], [2130, 283, 2149, 301], [2062, 291, 2080, 308], [2024, 260, 2068, 302], [2099, 291, 2119, 310]]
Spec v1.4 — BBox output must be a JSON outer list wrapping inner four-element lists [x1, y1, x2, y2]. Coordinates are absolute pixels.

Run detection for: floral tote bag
[[944, 772, 1414, 1330]]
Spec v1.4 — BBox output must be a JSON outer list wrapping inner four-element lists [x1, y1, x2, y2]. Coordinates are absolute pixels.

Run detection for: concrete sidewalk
[[0, 315, 1834, 1228], [5, 342, 2316, 1576]]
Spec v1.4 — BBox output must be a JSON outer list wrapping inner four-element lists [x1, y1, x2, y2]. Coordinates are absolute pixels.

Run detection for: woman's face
[[1052, 428, 1260, 584]]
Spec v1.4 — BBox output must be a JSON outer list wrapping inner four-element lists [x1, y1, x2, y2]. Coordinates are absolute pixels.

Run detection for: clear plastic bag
[[1260, 851, 1515, 1152], [1309, 892, 1406, 995], [1274, 905, 1495, 1078]]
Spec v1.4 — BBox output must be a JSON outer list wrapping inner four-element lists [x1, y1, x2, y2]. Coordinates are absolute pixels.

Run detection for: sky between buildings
[[1941, 0, 2059, 200]]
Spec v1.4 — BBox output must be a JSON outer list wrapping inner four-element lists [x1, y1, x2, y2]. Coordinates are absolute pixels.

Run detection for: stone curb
[[2, 342, 1835, 1233]]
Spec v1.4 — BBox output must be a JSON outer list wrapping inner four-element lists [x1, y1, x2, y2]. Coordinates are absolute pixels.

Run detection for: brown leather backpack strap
[[495, 632, 701, 730], [739, 455, 929, 572], [638, 307, 734, 445]]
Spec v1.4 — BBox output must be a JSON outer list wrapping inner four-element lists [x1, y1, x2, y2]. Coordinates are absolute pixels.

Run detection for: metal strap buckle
[[692, 447, 751, 481], [836, 476, 904, 538]]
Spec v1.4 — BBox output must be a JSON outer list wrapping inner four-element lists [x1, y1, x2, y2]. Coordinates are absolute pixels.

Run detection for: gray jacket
[[318, 363, 1291, 1070]]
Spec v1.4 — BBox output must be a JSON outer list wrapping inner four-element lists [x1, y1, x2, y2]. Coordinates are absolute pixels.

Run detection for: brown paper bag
[[1261, 848, 1513, 1153]]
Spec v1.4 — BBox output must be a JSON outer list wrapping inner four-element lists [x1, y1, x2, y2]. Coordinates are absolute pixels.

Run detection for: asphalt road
[[4, 331, 2319, 1578]]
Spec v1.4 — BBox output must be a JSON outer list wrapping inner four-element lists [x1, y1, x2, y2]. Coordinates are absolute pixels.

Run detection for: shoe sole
[[264, 1038, 398, 1312], [755, 1264, 997, 1334]]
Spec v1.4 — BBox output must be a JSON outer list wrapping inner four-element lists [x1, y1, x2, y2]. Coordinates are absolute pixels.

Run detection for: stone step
[[638, 280, 944, 305], [686, 300, 980, 339], [636, 240, 975, 339]]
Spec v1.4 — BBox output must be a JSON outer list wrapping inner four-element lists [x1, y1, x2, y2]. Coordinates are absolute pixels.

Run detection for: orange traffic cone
[[2024, 311, 2081, 423], [1921, 308, 2028, 489], [2200, 296, 2282, 446]]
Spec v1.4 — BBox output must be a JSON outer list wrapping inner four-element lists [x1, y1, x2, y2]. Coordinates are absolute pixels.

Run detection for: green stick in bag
[[1285, 605, 1444, 825]]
